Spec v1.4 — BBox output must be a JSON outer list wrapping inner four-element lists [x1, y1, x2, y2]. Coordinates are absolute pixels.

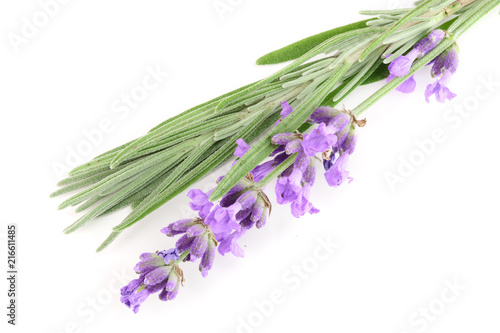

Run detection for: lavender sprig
[[120, 0, 500, 309], [121, 103, 361, 312]]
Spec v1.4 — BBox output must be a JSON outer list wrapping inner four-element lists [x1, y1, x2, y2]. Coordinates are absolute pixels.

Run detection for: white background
[[1, 1, 500, 332]]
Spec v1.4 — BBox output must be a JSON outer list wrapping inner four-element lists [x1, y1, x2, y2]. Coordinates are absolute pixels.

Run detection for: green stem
[[175, 250, 190, 264]]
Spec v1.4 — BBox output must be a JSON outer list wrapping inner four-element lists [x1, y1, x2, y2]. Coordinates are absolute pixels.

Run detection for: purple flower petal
[[290, 185, 319, 218], [166, 284, 180, 300], [250, 197, 266, 223], [187, 189, 214, 219], [309, 107, 342, 124], [169, 219, 194, 232], [199, 239, 216, 277], [175, 234, 194, 253], [218, 229, 246, 258], [285, 140, 303, 154], [165, 272, 179, 292], [276, 101, 293, 124], [205, 205, 241, 237], [234, 139, 251, 158], [275, 177, 301, 205], [425, 71, 456, 103], [120, 278, 142, 302], [190, 234, 209, 260], [126, 289, 150, 313], [234, 191, 258, 212], [186, 224, 205, 237], [251, 160, 274, 182], [301, 123, 337, 157], [414, 30, 445, 55], [133, 256, 164, 274], [396, 75, 417, 93], [139, 252, 158, 260], [280, 101, 293, 118], [158, 287, 169, 302], [143, 266, 171, 286], [219, 182, 246, 207], [324, 153, 352, 187], [388, 54, 416, 77]]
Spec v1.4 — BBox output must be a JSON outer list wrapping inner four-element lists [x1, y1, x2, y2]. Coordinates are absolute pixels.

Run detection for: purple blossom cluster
[[387, 30, 460, 103], [121, 135, 277, 312], [160, 189, 217, 277], [162, 141, 279, 262], [269, 104, 358, 217], [163, 180, 271, 264], [121, 102, 359, 312], [120, 249, 183, 313]]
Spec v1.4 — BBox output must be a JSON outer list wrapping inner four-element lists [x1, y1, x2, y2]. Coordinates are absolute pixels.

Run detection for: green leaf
[[75, 195, 103, 213], [333, 48, 386, 101], [148, 81, 258, 132], [113, 137, 216, 231], [359, 0, 442, 61], [362, 60, 390, 85], [217, 26, 382, 113], [318, 58, 387, 110], [256, 19, 374, 65], [56, 167, 123, 187], [112, 111, 281, 232], [96, 167, 177, 218], [58, 142, 193, 209], [51, 168, 123, 198], [63, 151, 185, 234], [96, 231, 121, 252], [68, 156, 114, 177]]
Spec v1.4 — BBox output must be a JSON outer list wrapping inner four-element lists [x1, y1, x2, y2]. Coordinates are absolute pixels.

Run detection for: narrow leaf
[[256, 19, 374, 65]]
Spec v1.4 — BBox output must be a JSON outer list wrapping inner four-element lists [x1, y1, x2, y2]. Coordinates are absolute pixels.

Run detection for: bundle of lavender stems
[[51, 0, 500, 312]]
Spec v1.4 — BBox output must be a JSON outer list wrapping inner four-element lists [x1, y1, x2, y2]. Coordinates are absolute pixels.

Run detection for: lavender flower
[[387, 30, 446, 93], [309, 107, 350, 128], [324, 122, 357, 186], [218, 228, 247, 258], [187, 189, 213, 219], [425, 45, 459, 103], [388, 30, 445, 78], [271, 106, 352, 217], [120, 249, 184, 313], [213, 173, 272, 256], [204, 204, 241, 236], [170, 141, 275, 260], [301, 123, 338, 157], [325, 152, 352, 187], [290, 154, 320, 217], [274, 150, 320, 217], [425, 72, 457, 103], [271, 105, 360, 217], [161, 218, 217, 275]]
